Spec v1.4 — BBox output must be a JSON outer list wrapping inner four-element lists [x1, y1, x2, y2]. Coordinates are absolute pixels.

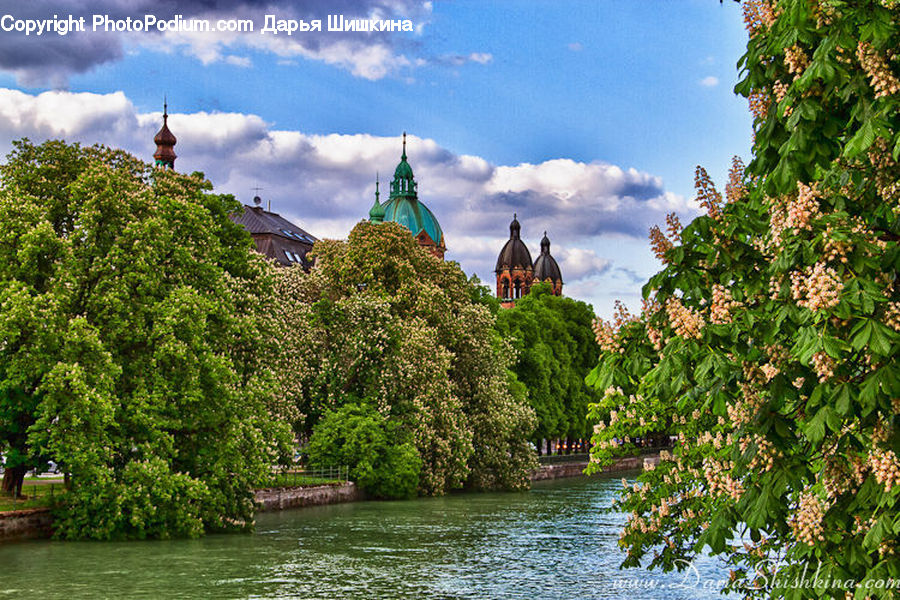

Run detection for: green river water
[[0, 474, 733, 599]]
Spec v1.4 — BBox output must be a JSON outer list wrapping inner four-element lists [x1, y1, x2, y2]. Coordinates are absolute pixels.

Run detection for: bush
[[307, 402, 421, 500]]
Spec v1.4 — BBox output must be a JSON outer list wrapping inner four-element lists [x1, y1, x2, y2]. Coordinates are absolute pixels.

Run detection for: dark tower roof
[[533, 231, 562, 283], [153, 100, 177, 169], [495, 214, 533, 272]]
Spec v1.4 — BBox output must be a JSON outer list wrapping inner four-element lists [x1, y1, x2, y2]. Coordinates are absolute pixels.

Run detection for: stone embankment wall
[[0, 508, 53, 542], [254, 482, 361, 512], [530, 455, 645, 481]]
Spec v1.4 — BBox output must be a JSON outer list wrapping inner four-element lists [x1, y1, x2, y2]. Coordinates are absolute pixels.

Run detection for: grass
[[266, 473, 345, 488], [0, 482, 63, 512]]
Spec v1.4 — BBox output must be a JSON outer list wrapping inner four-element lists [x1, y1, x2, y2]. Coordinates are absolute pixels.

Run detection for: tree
[[588, 1, 899, 597], [307, 401, 421, 499], [0, 140, 293, 539], [271, 220, 537, 495], [495, 283, 601, 454]]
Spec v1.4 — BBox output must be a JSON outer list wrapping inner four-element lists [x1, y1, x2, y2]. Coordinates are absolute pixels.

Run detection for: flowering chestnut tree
[[0, 140, 294, 539], [272, 220, 537, 496], [588, 1, 899, 597]]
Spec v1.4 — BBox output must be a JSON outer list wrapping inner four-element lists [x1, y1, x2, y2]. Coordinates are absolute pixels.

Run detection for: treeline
[[0, 140, 601, 538]]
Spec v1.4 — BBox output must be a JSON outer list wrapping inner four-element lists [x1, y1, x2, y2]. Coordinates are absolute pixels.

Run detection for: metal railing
[[269, 466, 349, 488], [537, 453, 591, 465], [536, 444, 671, 465], [1, 483, 60, 511]]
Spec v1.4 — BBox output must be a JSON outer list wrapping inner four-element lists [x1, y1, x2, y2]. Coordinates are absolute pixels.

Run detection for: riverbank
[[0, 453, 656, 542], [531, 455, 642, 481]]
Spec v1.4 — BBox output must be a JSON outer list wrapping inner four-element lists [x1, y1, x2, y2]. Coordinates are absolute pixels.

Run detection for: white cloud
[[0, 88, 691, 316], [568, 42, 583, 52], [468, 52, 493, 65], [224, 55, 252, 68], [0, 0, 474, 84], [699, 76, 719, 87], [557, 248, 611, 281]]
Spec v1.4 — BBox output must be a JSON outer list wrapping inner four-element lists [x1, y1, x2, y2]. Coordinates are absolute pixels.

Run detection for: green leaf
[[844, 119, 875, 158], [851, 319, 873, 351], [835, 385, 851, 415], [805, 405, 829, 444]]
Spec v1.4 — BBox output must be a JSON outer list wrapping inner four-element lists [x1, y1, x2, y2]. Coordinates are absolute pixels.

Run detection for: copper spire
[[153, 99, 177, 169]]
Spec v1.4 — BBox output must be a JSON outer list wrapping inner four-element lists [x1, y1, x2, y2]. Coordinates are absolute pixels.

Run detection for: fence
[[537, 445, 669, 466], [1, 483, 60, 511], [538, 453, 591, 465], [270, 466, 349, 488]]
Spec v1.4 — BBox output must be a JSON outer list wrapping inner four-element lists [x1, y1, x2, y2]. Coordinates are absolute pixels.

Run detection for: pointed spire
[[540, 231, 551, 254], [153, 97, 177, 170], [369, 172, 385, 223], [509, 213, 521, 239], [390, 131, 416, 200]]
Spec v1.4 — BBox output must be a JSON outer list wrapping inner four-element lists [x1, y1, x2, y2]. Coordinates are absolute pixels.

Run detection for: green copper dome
[[394, 156, 414, 181], [381, 196, 443, 246], [380, 133, 444, 247], [368, 175, 385, 223], [369, 199, 385, 223]]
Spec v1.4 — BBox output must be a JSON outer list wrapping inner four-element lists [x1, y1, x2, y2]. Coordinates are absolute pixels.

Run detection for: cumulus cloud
[[699, 75, 719, 87], [0, 88, 690, 311], [557, 248, 611, 281], [0, 0, 486, 84]]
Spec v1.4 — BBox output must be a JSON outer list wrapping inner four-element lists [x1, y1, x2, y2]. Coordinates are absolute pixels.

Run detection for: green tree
[[588, 1, 900, 597], [496, 283, 601, 454], [271, 221, 537, 495], [0, 139, 293, 539], [307, 401, 421, 499]]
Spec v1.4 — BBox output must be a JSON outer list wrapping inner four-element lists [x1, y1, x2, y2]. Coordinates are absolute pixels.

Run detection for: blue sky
[[0, 0, 752, 317]]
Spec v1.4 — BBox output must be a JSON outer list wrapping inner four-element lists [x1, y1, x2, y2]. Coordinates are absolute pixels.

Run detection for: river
[[0, 474, 733, 599]]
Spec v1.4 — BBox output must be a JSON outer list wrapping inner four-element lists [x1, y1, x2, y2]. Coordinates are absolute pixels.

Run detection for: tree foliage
[[495, 283, 600, 449], [0, 140, 293, 539], [307, 401, 421, 499], [588, 1, 900, 597], [272, 220, 537, 495]]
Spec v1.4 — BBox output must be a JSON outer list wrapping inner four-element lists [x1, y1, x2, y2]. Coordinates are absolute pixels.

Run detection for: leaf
[[843, 119, 875, 158], [835, 385, 851, 415], [804, 405, 829, 444], [851, 319, 873, 351]]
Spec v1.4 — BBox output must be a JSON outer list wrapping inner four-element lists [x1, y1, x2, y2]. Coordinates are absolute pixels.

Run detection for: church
[[153, 108, 562, 298], [367, 133, 446, 260], [495, 215, 563, 308]]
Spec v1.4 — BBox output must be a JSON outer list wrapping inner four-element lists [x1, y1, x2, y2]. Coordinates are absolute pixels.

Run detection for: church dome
[[378, 133, 445, 253], [394, 157, 414, 180], [381, 196, 443, 246], [495, 214, 533, 272], [533, 232, 562, 283], [154, 121, 176, 146]]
